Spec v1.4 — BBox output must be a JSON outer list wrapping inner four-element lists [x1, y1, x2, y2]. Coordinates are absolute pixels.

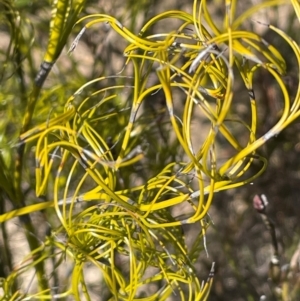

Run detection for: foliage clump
[[0, 0, 300, 300]]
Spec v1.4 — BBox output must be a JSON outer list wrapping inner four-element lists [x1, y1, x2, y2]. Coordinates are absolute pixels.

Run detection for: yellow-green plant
[[0, 0, 300, 300]]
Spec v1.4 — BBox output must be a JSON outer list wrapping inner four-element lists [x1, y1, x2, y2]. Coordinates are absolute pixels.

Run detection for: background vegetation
[[0, 0, 300, 300]]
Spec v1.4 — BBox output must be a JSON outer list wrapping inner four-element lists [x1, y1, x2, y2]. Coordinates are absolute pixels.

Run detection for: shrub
[[0, 0, 299, 300]]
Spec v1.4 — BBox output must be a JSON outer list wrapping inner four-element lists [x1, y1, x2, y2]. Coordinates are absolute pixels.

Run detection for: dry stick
[[253, 194, 281, 284]]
